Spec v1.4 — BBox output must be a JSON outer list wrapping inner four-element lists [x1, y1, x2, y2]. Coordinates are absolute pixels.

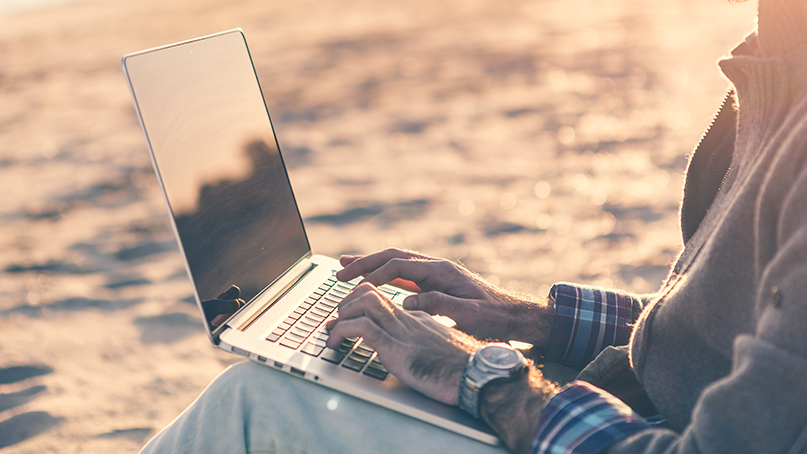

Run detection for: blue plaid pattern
[[543, 283, 636, 368], [529, 382, 650, 454]]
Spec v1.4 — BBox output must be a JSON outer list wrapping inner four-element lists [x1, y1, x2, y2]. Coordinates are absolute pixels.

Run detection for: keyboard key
[[280, 338, 302, 349], [355, 344, 375, 356], [350, 349, 372, 361], [304, 315, 325, 326], [321, 297, 340, 307], [291, 326, 312, 337], [367, 358, 388, 374], [285, 332, 307, 343], [310, 308, 330, 319], [321, 348, 346, 364], [298, 319, 320, 331], [267, 332, 281, 342], [363, 367, 389, 381], [305, 310, 325, 319], [312, 301, 331, 311], [338, 339, 357, 353], [309, 337, 327, 347], [345, 345, 373, 370], [301, 343, 325, 357], [271, 325, 286, 335], [342, 357, 365, 372]]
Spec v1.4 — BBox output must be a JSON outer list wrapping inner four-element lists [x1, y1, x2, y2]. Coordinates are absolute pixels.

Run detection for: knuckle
[[361, 321, 387, 345], [356, 281, 376, 292], [437, 260, 456, 272], [388, 257, 406, 266], [351, 290, 388, 312]]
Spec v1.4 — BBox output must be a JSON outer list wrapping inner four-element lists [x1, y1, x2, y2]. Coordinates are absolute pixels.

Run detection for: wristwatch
[[458, 343, 528, 419]]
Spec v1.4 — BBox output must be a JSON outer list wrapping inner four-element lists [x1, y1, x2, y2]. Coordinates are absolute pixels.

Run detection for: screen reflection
[[172, 139, 310, 330], [124, 31, 310, 334]]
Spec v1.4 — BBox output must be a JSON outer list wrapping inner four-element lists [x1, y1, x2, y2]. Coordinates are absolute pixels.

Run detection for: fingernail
[[403, 296, 417, 310]]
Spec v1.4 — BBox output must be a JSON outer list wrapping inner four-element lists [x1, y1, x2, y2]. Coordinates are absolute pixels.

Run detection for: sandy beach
[[0, 0, 757, 452]]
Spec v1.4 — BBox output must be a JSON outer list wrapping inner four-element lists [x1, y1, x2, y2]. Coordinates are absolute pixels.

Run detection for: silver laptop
[[122, 29, 497, 445]]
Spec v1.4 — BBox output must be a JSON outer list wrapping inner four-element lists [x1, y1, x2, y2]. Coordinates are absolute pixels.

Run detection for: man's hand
[[325, 282, 482, 405], [325, 282, 559, 453], [336, 248, 554, 348]]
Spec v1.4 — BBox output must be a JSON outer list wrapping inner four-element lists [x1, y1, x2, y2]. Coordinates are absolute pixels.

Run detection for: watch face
[[478, 345, 521, 369]]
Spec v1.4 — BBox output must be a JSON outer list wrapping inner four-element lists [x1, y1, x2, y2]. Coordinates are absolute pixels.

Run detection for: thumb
[[403, 291, 464, 317]]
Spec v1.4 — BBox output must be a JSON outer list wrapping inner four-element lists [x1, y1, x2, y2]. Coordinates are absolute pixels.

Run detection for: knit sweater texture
[[604, 0, 807, 452]]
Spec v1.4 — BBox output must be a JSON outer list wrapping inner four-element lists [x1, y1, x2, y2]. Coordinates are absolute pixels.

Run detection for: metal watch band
[[458, 355, 484, 418]]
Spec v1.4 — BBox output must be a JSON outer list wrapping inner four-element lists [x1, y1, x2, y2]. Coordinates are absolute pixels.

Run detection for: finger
[[337, 281, 378, 311], [336, 248, 426, 282], [403, 291, 465, 316], [338, 255, 421, 292], [361, 257, 440, 288], [335, 285, 398, 327], [330, 284, 417, 343], [325, 317, 392, 350], [387, 278, 423, 293], [339, 255, 360, 267]]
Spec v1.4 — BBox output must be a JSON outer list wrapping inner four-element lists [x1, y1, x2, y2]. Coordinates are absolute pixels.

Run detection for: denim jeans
[[139, 361, 511, 454]]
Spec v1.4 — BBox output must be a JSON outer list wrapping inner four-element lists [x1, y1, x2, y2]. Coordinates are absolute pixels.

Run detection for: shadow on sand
[[0, 365, 63, 449]]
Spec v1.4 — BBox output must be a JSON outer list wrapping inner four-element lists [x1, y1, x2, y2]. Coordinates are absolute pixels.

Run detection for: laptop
[[121, 29, 498, 445]]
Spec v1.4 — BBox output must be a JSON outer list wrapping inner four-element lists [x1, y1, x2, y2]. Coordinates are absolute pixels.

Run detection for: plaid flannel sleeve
[[543, 283, 638, 369], [528, 381, 651, 454]]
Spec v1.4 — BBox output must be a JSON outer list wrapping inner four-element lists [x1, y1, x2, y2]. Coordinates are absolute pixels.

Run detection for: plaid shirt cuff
[[543, 283, 636, 368], [529, 382, 650, 454]]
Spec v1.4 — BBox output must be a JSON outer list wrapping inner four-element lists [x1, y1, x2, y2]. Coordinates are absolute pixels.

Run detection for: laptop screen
[[123, 30, 311, 333]]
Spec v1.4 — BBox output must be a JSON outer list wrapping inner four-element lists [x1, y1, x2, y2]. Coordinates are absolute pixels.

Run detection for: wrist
[[509, 297, 554, 349], [480, 366, 558, 453]]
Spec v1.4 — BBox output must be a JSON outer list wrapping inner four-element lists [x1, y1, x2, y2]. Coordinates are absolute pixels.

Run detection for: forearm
[[482, 284, 555, 348], [479, 366, 559, 453]]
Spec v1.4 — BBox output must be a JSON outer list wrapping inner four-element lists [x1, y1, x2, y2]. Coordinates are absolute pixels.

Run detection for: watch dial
[[478, 345, 520, 368]]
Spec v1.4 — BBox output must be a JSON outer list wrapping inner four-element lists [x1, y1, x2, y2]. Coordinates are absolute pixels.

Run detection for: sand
[[0, 0, 757, 452]]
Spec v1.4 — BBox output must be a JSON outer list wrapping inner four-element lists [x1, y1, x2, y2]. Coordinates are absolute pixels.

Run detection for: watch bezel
[[458, 343, 527, 419], [476, 344, 524, 370]]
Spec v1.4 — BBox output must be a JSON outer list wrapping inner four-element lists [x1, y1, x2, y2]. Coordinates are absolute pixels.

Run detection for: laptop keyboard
[[266, 274, 397, 381]]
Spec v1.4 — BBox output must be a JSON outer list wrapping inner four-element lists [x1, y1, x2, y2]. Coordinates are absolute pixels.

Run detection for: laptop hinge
[[224, 257, 317, 334]]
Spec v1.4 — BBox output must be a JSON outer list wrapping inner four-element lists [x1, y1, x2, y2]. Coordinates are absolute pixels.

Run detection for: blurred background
[[0, 0, 756, 451]]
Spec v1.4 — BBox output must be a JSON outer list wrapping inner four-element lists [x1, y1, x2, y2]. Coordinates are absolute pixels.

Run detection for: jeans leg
[[140, 361, 510, 454]]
